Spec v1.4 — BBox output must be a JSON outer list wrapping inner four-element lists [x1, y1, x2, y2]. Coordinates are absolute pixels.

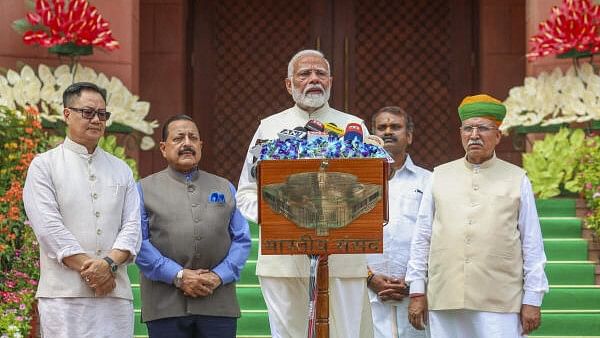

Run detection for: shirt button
[[88, 158, 93, 164], [468, 220, 473, 225], [96, 229, 102, 235], [92, 193, 98, 199], [471, 202, 477, 207], [96, 249, 102, 256], [192, 203, 198, 207], [194, 218, 200, 223], [473, 185, 479, 191], [95, 211, 101, 217], [89, 175, 96, 181], [465, 258, 470, 263], [187, 186, 195, 193]]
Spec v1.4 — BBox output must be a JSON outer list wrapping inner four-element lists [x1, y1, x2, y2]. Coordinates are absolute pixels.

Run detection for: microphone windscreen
[[305, 119, 324, 132], [343, 123, 363, 143]]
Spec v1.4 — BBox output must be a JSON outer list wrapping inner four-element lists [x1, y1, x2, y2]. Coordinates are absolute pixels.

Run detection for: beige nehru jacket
[[428, 156, 525, 313]]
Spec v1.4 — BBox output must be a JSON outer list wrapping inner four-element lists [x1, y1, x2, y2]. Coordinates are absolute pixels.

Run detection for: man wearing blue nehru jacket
[[136, 114, 251, 337], [405, 94, 548, 338], [237, 49, 373, 338]]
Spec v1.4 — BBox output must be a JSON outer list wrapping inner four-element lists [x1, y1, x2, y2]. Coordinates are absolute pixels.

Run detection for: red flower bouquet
[[12, 0, 119, 56]]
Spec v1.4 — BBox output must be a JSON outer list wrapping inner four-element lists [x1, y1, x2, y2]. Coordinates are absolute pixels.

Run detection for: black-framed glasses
[[460, 124, 497, 134], [67, 107, 111, 121]]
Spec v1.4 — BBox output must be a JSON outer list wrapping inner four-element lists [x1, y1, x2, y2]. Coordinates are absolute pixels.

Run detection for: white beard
[[291, 83, 331, 109]]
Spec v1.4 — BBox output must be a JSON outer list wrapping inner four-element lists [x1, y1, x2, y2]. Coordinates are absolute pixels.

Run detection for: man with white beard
[[237, 49, 374, 338]]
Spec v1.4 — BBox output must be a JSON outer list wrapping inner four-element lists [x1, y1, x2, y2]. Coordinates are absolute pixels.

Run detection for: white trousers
[[368, 289, 429, 338], [259, 276, 374, 338], [38, 297, 133, 338], [429, 309, 523, 338]]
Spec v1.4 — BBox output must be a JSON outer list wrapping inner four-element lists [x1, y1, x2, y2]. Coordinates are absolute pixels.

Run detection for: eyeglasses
[[460, 124, 497, 134], [67, 107, 111, 121]]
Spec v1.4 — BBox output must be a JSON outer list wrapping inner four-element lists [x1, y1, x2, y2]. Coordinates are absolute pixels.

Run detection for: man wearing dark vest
[[136, 114, 251, 337], [405, 94, 549, 337]]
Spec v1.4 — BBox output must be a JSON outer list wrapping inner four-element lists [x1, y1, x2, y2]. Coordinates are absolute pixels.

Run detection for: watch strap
[[102, 256, 118, 273]]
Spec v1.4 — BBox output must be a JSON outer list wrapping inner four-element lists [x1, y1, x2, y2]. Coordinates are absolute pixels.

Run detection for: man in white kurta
[[366, 107, 430, 338], [23, 82, 141, 338], [236, 49, 373, 338], [405, 94, 549, 338]]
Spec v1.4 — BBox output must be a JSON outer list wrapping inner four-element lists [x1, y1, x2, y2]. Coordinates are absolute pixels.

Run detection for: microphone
[[324, 122, 344, 137], [305, 119, 324, 132], [343, 123, 363, 143], [278, 127, 307, 141]]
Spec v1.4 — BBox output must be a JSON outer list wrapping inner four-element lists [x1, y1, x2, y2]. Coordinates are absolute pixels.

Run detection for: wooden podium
[[257, 158, 388, 338]]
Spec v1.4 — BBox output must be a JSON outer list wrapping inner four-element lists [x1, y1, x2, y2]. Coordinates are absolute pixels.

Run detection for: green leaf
[[11, 19, 31, 34]]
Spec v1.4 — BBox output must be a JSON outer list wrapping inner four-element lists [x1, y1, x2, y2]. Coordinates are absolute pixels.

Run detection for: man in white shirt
[[23, 82, 141, 338], [236, 49, 374, 338], [405, 94, 549, 338], [367, 106, 430, 338]]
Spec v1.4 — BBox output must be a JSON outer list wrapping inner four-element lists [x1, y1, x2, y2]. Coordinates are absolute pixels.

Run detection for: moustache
[[468, 140, 484, 146], [382, 136, 397, 143], [304, 84, 324, 94], [178, 146, 196, 156]]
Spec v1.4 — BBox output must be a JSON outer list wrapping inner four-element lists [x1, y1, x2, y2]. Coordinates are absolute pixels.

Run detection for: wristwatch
[[102, 256, 118, 274], [174, 269, 184, 288]]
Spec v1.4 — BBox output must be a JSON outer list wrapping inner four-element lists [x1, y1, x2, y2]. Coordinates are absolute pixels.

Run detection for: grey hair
[[287, 49, 331, 79]]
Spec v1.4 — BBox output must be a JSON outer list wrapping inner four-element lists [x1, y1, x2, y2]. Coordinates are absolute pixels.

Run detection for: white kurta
[[405, 160, 549, 337], [23, 137, 141, 338], [366, 155, 431, 338], [236, 103, 373, 338]]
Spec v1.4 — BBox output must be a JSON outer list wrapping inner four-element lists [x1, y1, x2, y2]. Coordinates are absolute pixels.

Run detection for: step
[[237, 286, 267, 310], [128, 264, 140, 284], [238, 310, 271, 336], [544, 239, 589, 261], [249, 221, 259, 238], [250, 238, 259, 260], [540, 217, 582, 239], [132, 284, 141, 306], [542, 286, 600, 310], [531, 311, 600, 336], [545, 262, 596, 285], [240, 260, 259, 285], [536, 199, 577, 217], [134, 309, 148, 336]]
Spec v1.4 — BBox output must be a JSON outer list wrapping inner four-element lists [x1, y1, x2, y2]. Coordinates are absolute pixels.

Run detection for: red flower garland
[[21, 0, 119, 51], [527, 0, 600, 61]]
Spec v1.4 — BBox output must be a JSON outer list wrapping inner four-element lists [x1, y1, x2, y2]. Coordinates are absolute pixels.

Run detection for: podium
[[257, 158, 388, 337]]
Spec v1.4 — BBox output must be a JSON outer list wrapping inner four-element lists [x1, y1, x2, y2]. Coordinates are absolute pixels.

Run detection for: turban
[[458, 94, 506, 123]]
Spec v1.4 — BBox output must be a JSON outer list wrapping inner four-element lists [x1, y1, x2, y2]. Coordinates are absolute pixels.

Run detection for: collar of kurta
[[63, 137, 100, 156], [292, 102, 331, 121], [394, 154, 418, 178], [167, 165, 199, 183], [462, 152, 497, 170]]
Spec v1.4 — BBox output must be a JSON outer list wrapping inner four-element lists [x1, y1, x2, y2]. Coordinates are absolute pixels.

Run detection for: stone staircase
[[130, 198, 600, 337]]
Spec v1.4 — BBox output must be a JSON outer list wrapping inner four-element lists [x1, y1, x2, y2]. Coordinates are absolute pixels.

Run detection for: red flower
[[21, 0, 119, 51], [527, 0, 600, 60]]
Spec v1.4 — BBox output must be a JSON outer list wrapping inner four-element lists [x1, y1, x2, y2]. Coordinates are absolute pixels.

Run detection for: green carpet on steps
[[543, 239, 588, 261], [536, 198, 577, 217], [540, 217, 582, 239], [531, 198, 600, 337]]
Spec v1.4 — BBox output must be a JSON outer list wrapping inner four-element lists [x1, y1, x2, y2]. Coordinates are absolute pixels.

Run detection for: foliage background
[[0, 104, 47, 337]]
